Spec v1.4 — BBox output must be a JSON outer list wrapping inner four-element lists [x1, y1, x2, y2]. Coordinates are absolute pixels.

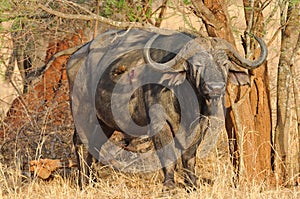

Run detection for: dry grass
[[1, 137, 300, 199], [0, 165, 299, 199]]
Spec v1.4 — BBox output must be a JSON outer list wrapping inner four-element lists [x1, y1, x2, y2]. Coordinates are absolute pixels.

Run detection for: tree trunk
[[242, 0, 273, 182], [193, 0, 273, 182], [275, 0, 300, 184]]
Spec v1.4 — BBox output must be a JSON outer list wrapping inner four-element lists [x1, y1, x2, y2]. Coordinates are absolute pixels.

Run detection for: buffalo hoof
[[199, 177, 213, 185], [184, 185, 197, 193], [162, 180, 176, 191], [178, 181, 197, 193]]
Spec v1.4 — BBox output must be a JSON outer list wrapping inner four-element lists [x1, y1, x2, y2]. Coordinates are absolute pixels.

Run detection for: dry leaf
[[30, 159, 77, 179]]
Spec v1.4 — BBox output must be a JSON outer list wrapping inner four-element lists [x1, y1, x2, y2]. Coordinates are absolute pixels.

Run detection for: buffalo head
[[143, 32, 267, 116]]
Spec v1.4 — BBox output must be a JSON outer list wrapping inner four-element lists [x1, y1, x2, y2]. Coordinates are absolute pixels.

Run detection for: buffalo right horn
[[143, 34, 202, 71]]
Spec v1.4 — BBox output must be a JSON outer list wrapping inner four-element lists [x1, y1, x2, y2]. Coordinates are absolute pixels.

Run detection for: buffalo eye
[[222, 61, 231, 69]]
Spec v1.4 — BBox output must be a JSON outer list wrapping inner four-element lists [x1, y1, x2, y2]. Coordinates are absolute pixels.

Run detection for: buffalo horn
[[214, 33, 268, 69], [143, 34, 202, 71]]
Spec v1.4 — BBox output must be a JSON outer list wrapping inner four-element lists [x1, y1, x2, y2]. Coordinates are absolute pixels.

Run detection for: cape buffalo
[[67, 28, 267, 189]]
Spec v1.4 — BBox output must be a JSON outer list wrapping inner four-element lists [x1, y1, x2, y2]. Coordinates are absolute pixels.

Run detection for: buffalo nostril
[[203, 82, 226, 95], [208, 82, 225, 91]]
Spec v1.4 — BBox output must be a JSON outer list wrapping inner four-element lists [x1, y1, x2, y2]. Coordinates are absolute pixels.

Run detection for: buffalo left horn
[[213, 33, 268, 69]]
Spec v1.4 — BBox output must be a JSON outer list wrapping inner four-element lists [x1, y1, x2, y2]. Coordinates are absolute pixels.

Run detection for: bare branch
[[190, 0, 220, 29], [37, 3, 132, 27], [64, 0, 95, 15], [261, 0, 273, 10], [36, 3, 177, 35], [25, 45, 82, 82], [244, 0, 255, 58], [94, 0, 101, 39], [38, 3, 149, 30], [154, 0, 168, 27], [267, 25, 284, 47]]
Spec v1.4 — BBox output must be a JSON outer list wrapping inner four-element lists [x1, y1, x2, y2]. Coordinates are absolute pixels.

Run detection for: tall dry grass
[[1, 132, 300, 199]]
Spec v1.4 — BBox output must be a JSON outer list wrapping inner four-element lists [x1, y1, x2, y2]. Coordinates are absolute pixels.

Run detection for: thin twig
[[245, 0, 255, 58], [154, 0, 168, 27], [93, 0, 101, 39], [111, 27, 133, 43], [38, 3, 146, 29], [267, 25, 285, 47], [261, 0, 273, 10], [37, 3, 175, 35], [63, 0, 95, 16]]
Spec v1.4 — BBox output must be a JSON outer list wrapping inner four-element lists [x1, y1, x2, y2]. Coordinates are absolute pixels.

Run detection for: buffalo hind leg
[[73, 121, 114, 188], [73, 129, 94, 188]]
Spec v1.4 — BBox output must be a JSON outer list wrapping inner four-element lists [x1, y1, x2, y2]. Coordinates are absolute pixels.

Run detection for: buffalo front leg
[[182, 144, 198, 187], [181, 117, 211, 188], [152, 123, 178, 189]]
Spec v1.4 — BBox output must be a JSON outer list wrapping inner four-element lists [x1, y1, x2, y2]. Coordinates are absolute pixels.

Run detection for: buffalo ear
[[228, 71, 250, 86], [159, 71, 186, 86]]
